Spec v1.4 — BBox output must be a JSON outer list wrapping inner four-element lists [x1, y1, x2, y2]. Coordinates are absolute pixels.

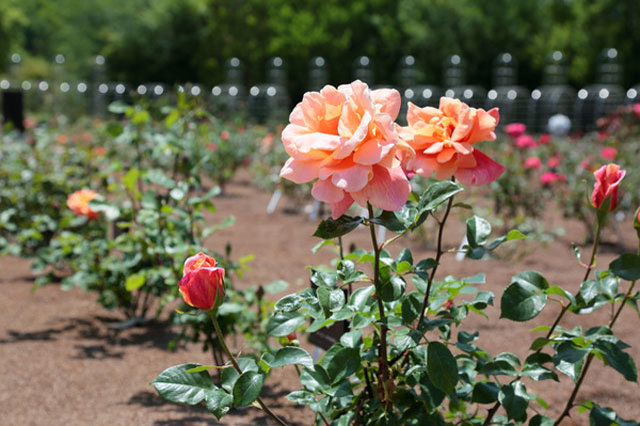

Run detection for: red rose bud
[[286, 333, 296, 342], [591, 163, 625, 211], [538, 133, 551, 145], [178, 252, 225, 310]]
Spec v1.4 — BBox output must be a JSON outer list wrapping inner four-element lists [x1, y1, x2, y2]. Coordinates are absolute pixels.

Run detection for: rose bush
[[153, 86, 640, 424]]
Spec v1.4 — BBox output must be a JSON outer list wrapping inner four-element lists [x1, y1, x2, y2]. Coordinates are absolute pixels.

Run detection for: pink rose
[[515, 135, 536, 149], [540, 172, 565, 186], [524, 156, 542, 170], [220, 130, 230, 140], [280, 80, 412, 218], [591, 163, 625, 210], [600, 147, 617, 161], [505, 123, 526, 139]]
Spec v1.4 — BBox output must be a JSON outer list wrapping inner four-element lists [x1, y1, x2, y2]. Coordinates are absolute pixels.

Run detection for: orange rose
[[66, 189, 100, 219], [178, 252, 225, 310], [400, 98, 504, 185]]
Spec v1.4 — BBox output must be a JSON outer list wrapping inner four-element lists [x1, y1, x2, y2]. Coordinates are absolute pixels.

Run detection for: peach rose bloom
[[400, 98, 504, 185], [280, 80, 412, 218], [67, 189, 100, 220]]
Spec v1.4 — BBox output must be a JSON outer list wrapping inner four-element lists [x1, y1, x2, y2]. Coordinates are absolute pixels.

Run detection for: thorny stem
[[553, 244, 639, 425], [416, 193, 455, 328], [208, 312, 289, 426], [367, 202, 392, 411]]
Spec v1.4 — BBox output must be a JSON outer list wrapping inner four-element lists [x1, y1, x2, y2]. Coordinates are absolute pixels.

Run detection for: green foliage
[[5, 0, 640, 92]]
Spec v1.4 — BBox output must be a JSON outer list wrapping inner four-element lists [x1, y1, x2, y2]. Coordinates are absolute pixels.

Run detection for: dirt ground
[[1, 170, 639, 425]]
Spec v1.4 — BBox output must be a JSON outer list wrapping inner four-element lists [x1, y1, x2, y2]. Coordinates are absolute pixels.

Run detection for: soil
[[1, 170, 639, 425]]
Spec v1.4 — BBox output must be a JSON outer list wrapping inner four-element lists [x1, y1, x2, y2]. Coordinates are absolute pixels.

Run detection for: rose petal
[[371, 88, 401, 120], [330, 192, 355, 219], [311, 179, 345, 203], [454, 150, 505, 186], [331, 164, 372, 192], [351, 165, 410, 212], [280, 157, 321, 183]]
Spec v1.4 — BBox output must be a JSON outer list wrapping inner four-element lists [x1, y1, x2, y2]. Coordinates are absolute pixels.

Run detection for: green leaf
[[379, 276, 406, 302], [205, 388, 233, 420], [466, 216, 492, 248], [501, 271, 549, 321], [232, 371, 264, 407], [125, 272, 146, 291], [286, 390, 316, 405], [427, 342, 458, 395], [401, 292, 423, 324], [417, 180, 463, 213], [266, 312, 305, 337], [275, 294, 302, 312], [553, 342, 588, 382], [146, 169, 176, 188], [589, 403, 617, 426], [471, 382, 500, 403], [499, 381, 529, 422], [529, 414, 554, 426], [609, 254, 640, 281], [313, 216, 363, 239], [271, 347, 314, 369], [397, 248, 414, 266], [300, 365, 331, 393], [349, 286, 375, 312], [372, 209, 410, 232], [340, 330, 363, 349], [546, 285, 576, 305], [88, 199, 120, 221], [322, 345, 361, 383], [151, 363, 213, 405], [592, 340, 638, 382]]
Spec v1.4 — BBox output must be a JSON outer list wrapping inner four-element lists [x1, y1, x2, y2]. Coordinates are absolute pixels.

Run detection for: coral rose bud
[[67, 189, 100, 219], [178, 252, 225, 311], [591, 163, 625, 211], [505, 123, 526, 139]]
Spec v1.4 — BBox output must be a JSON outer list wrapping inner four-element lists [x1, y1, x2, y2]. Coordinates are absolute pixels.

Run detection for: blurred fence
[[2, 49, 639, 133]]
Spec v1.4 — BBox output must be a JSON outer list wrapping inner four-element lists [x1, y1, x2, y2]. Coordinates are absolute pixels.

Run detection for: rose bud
[[591, 163, 625, 211], [178, 252, 225, 311], [286, 333, 296, 342]]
